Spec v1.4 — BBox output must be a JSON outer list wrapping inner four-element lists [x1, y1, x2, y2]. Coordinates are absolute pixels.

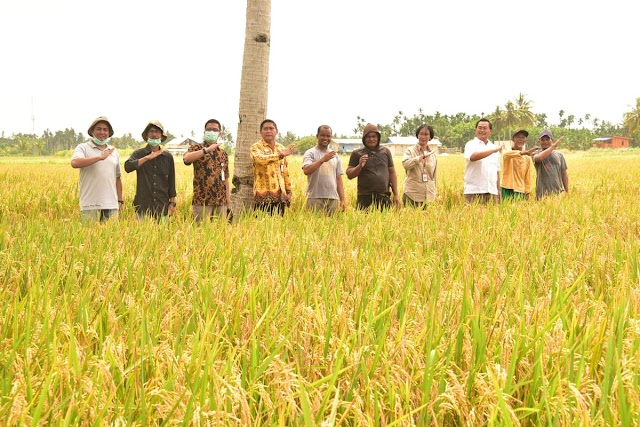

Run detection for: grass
[[0, 151, 639, 425]]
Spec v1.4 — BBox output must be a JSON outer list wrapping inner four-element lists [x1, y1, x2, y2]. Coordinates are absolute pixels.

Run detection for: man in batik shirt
[[250, 119, 295, 216], [183, 119, 231, 221]]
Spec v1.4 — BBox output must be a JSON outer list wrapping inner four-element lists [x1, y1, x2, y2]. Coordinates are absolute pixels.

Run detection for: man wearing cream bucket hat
[[70, 116, 123, 222], [124, 120, 177, 220]]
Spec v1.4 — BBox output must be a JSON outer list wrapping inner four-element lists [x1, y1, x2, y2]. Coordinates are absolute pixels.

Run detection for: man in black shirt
[[124, 120, 177, 220], [346, 123, 399, 210]]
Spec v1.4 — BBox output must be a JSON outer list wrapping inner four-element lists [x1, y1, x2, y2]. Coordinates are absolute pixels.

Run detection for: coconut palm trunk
[[231, 0, 271, 215]]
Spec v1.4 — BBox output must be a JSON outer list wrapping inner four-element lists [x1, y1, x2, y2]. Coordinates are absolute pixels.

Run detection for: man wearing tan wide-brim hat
[[124, 120, 176, 220], [70, 116, 123, 222]]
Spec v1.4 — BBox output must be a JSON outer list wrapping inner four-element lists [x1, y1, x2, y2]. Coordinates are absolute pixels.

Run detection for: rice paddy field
[[1, 150, 639, 426]]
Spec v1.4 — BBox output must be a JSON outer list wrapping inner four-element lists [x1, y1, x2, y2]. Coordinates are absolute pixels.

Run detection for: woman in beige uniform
[[402, 124, 437, 208]]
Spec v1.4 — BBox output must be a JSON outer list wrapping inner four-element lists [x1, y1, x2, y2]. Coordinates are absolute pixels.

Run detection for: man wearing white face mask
[[71, 116, 123, 222], [183, 119, 231, 221], [124, 120, 177, 220]]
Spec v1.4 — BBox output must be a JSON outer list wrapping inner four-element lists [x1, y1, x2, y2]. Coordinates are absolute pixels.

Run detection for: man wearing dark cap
[[500, 129, 539, 201], [71, 116, 123, 222], [124, 120, 177, 220], [346, 123, 399, 210], [532, 130, 568, 199]]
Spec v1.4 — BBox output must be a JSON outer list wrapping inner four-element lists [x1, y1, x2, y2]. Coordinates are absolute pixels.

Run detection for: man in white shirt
[[463, 118, 501, 204], [302, 125, 345, 214], [71, 116, 123, 222]]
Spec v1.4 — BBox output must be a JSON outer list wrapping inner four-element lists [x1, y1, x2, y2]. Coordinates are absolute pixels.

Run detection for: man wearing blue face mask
[[124, 120, 177, 220], [71, 116, 123, 222], [183, 119, 231, 222]]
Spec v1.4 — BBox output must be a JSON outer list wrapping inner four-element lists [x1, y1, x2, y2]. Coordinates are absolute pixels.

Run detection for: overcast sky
[[1, 0, 638, 140]]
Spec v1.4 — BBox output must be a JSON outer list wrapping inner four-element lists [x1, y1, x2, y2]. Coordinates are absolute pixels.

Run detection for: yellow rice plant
[[0, 150, 639, 426]]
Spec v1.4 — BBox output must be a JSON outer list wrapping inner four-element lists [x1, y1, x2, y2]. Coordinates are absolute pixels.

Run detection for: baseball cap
[[539, 129, 553, 139]]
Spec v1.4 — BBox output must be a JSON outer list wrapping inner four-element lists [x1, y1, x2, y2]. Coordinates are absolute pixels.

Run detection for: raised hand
[[100, 148, 114, 160], [322, 150, 337, 162], [148, 148, 163, 159], [552, 136, 565, 148]]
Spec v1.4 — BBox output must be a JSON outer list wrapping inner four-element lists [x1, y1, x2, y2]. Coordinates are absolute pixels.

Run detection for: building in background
[[592, 136, 631, 148], [166, 137, 198, 155]]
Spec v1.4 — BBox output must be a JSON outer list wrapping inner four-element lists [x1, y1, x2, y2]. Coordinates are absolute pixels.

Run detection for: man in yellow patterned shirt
[[501, 129, 539, 201], [250, 119, 295, 215]]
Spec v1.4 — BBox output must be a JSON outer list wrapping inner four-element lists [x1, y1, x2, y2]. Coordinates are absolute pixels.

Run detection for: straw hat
[[141, 120, 167, 142], [88, 116, 114, 137]]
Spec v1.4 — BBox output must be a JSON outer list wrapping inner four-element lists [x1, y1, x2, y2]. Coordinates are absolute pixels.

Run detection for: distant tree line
[[0, 125, 239, 156], [2, 96, 640, 155], [0, 129, 153, 156], [281, 95, 640, 152]]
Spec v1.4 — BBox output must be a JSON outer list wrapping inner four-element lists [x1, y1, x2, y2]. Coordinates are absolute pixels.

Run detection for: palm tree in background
[[491, 94, 536, 140], [503, 101, 519, 136], [232, 0, 272, 214], [623, 98, 640, 137], [558, 109, 567, 128], [514, 93, 535, 128], [490, 105, 505, 138]]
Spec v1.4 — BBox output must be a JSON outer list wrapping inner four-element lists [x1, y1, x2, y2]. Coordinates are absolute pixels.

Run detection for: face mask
[[92, 136, 110, 146], [204, 131, 219, 143], [147, 138, 162, 147]]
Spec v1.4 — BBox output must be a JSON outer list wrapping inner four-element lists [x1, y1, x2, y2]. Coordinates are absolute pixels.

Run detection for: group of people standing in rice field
[[464, 118, 569, 204], [70, 116, 569, 223]]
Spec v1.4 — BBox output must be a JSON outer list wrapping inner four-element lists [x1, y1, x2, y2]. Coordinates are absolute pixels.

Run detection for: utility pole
[[31, 96, 35, 135]]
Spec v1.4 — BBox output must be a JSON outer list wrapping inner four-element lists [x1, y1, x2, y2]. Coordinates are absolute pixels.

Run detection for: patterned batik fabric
[[186, 143, 229, 206], [250, 139, 291, 205]]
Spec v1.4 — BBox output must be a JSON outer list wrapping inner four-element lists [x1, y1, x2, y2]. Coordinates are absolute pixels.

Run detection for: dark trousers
[[356, 193, 392, 211], [255, 202, 286, 216]]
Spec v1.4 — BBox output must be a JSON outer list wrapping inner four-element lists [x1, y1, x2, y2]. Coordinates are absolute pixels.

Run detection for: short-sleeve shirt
[[348, 146, 394, 196], [184, 142, 229, 206], [501, 150, 533, 194], [464, 138, 501, 195], [302, 146, 344, 199], [71, 141, 121, 210], [533, 150, 567, 199]]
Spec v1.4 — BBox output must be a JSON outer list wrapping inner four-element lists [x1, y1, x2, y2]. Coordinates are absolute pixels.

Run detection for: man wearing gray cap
[[71, 116, 123, 222], [532, 129, 568, 199]]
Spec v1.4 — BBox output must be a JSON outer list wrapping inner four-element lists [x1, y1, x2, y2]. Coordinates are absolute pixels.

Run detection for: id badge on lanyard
[[221, 163, 225, 181], [422, 151, 429, 182]]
